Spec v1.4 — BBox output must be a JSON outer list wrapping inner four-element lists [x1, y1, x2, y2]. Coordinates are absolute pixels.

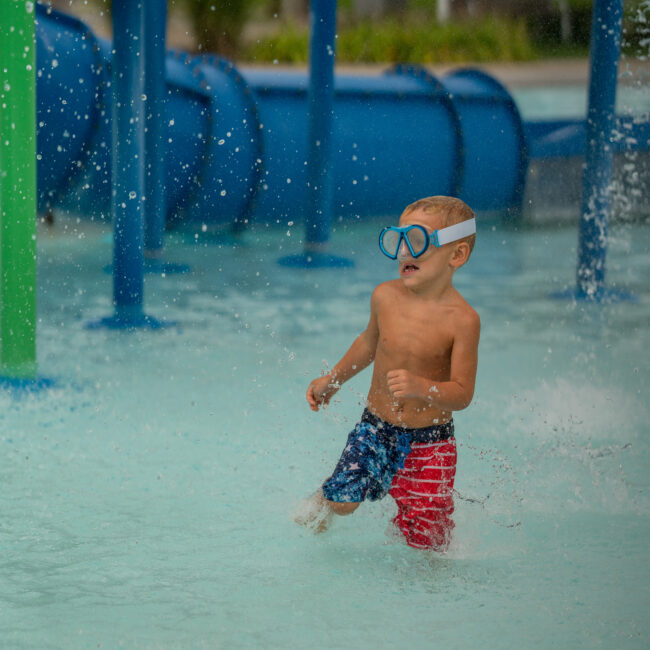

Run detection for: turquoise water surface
[[512, 82, 649, 119], [1, 215, 648, 649], [3, 8, 650, 641]]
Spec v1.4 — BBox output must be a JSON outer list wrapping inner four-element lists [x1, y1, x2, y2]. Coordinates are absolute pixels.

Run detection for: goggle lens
[[381, 230, 401, 257], [406, 228, 427, 256], [379, 226, 429, 259]]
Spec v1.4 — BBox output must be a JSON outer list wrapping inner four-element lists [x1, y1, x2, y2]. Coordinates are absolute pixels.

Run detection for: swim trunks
[[322, 409, 454, 505], [389, 436, 457, 551]]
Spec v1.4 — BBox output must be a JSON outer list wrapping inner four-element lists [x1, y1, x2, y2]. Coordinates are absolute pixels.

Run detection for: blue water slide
[[33, 3, 647, 229], [244, 68, 466, 222]]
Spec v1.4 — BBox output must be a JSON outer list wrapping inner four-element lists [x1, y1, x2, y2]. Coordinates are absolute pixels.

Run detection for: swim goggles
[[378, 218, 476, 260]]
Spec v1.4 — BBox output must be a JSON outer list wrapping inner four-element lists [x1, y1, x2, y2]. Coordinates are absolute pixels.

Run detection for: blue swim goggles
[[378, 219, 476, 260]]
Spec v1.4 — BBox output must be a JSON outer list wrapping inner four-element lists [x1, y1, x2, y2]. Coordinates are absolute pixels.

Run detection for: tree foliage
[[181, 0, 259, 56]]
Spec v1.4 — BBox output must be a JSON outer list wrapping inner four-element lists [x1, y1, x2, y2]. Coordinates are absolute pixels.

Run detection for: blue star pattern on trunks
[[321, 409, 453, 504]]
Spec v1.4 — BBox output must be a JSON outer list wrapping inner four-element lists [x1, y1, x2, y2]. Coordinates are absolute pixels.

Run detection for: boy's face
[[396, 208, 458, 287]]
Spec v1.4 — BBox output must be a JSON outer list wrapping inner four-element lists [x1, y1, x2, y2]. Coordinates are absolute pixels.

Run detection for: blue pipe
[[390, 65, 464, 198], [173, 53, 264, 231], [144, 0, 167, 256], [111, 0, 145, 319], [576, 0, 623, 299], [389, 65, 528, 217], [246, 70, 472, 222], [32, 4, 649, 234], [305, 0, 337, 247], [34, 7, 108, 212]]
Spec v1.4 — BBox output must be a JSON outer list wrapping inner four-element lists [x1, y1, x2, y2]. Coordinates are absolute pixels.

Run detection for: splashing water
[[1, 216, 648, 648]]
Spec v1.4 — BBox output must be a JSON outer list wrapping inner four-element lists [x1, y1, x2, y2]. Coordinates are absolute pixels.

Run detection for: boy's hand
[[306, 374, 341, 412], [386, 369, 427, 400]]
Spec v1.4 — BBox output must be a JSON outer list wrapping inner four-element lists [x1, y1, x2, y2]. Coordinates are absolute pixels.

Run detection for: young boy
[[297, 196, 480, 551]]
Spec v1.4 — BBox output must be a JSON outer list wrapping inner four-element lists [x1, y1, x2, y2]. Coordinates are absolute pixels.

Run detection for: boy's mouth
[[400, 262, 419, 275]]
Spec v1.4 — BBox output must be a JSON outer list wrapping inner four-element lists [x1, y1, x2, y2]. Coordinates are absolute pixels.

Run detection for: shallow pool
[[1, 215, 649, 649], [511, 82, 649, 119]]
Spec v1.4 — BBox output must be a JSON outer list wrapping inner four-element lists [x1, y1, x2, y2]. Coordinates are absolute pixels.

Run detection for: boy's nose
[[397, 240, 412, 260]]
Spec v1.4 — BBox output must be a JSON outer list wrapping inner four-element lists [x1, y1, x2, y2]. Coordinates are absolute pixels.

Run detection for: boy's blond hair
[[403, 196, 476, 255]]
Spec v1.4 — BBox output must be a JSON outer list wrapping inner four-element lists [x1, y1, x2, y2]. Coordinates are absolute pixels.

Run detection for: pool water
[[512, 82, 649, 119], [1, 216, 649, 649]]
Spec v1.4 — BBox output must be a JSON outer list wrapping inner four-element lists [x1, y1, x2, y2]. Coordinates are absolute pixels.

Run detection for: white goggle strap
[[434, 218, 476, 246]]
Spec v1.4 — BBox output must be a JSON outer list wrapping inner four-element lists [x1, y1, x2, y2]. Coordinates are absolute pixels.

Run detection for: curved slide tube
[[34, 4, 647, 229]]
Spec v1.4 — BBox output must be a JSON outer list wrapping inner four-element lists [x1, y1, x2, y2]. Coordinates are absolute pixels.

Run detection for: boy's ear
[[449, 241, 470, 268]]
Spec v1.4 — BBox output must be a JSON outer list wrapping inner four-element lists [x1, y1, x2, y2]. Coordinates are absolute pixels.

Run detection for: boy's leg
[[324, 493, 361, 516], [388, 438, 457, 551], [294, 488, 360, 532], [295, 419, 392, 532]]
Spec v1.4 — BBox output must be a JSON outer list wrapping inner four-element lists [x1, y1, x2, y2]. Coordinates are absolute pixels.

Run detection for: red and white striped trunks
[[389, 437, 457, 551]]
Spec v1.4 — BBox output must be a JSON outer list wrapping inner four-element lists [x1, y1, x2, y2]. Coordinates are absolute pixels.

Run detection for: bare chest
[[376, 302, 454, 373]]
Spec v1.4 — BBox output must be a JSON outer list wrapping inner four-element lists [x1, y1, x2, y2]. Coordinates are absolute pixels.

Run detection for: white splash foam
[[504, 377, 641, 443]]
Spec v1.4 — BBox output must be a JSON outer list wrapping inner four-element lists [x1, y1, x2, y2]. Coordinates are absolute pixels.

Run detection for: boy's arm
[[329, 288, 380, 383], [386, 308, 480, 412], [306, 288, 381, 411]]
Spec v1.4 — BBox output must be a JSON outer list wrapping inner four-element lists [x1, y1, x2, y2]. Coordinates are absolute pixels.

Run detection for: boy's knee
[[327, 500, 360, 516]]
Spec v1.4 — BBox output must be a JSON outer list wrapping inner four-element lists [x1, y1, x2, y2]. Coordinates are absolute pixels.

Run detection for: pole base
[[278, 252, 353, 268], [103, 260, 191, 275], [85, 306, 172, 330], [550, 286, 637, 303], [0, 376, 55, 395]]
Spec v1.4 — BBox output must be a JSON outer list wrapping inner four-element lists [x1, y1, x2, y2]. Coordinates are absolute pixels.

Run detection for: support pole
[[144, 0, 167, 258], [279, 0, 351, 268], [90, 0, 167, 328], [305, 0, 337, 249], [576, 0, 623, 300], [111, 0, 146, 323], [141, 0, 189, 275], [0, 0, 37, 379]]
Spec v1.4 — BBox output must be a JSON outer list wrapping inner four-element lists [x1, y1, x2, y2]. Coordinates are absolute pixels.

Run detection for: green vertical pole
[[0, 0, 37, 379]]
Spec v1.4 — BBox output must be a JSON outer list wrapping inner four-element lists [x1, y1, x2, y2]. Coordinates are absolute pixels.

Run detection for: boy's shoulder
[[450, 288, 481, 329], [371, 279, 403, 302], [371, 282, 479, 329]]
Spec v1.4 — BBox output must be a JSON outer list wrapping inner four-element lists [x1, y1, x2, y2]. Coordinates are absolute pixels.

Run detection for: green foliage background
[[244, 15, 536, 64], [176, 0, 648, 63]]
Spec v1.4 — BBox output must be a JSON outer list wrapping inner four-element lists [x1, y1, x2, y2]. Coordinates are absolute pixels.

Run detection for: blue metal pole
[[576, 0, 623, 299], [88, 1, 169, 328], [305, 0, 337, 248], [112, 0, 146, 322], [144, 0, 167, 258], [279, 0, 351, 267]]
